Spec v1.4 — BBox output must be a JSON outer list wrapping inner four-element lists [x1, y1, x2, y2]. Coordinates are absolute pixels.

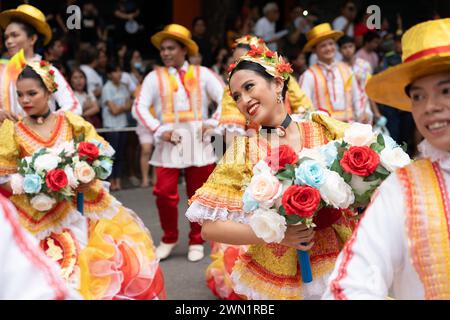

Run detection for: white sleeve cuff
[[154, 124, 174, 143]]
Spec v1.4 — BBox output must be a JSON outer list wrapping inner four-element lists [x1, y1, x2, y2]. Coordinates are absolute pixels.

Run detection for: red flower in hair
[[276, 62, 293, 74], [49, 69, 55, 75], [227, 63, 236, 73], [246, 35, 252, 40], [248, 45, 264, 57], [265, 51, 275, 58], [40, 60, 46, 67], [258, 38, 265, 44]]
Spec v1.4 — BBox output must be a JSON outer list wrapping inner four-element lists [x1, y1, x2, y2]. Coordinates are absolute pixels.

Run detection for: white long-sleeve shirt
[[132, 61, 224, 168], [1, 55, 81, 117], [323, 140, 450, 300], [0, 195, 80, 300], [299, 60, 368, 122]]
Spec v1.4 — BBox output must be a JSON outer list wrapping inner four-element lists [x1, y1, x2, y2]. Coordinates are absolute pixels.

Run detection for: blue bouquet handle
[[298, 248, 313, 283], [77, 192, 84, 215]]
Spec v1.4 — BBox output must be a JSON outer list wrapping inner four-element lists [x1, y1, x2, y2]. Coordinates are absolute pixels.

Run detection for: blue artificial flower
[[295, 160, 325, 188], [242, 190, 259, 213], [23, 174, 43, 194], [97, 160, 113, 180], [320, 142, 338, 167]]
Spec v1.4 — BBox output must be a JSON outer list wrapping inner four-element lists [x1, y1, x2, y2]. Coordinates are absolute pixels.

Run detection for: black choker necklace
[[30, 109, 51, 125], [261, 114, 292, 137]]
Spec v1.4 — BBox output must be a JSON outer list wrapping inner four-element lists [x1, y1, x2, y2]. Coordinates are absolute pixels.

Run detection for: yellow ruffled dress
[[187, 114, 357, 300], [0, 112, 165, 300]]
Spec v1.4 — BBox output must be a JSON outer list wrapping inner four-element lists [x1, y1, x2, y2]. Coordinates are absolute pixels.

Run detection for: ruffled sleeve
[[311, 112, 350, 141], [65, 112, 114, 156], [0, 119, 19, 176], [186, 136, 255, 224]]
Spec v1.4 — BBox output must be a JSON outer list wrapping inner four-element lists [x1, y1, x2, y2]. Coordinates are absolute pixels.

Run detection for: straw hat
[[303, 23, 343, 52], [151, 24, 198, 56], [366, 18, 450, 111], [0, 4, 52, 45]]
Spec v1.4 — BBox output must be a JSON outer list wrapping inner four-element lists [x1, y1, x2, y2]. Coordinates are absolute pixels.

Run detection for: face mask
[[134, 62, 143, 71]]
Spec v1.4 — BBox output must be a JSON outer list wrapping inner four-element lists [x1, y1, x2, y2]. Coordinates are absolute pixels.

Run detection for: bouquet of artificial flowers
[[242, 123, 411, 283], [10, 135, 114, 212]]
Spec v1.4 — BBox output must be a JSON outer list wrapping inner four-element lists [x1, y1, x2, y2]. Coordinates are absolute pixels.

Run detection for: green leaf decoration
[[375, 165, 390, 176], [342, 172, 352, 183], [286, 214, 302, 225], [330, 159, 343, 175], [363, 174, 379, 182], [376, 134, 385, 148]]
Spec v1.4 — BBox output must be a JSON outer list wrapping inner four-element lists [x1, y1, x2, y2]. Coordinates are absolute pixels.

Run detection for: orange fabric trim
[[398, 160, 450, 299], [17, 113, 64, 147]]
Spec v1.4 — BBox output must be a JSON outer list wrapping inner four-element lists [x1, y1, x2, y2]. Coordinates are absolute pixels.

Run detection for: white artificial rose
[[343, 123, 376, 146], [249, 209, 287, 243], [319, 170, 355, 209], [10, 174, 24, 195], [380, 147, 411, 172], [34, 154, 61, 173], [92, 160, 101, 167], [51, 141, 75, 157], [74, 161, 95, 184], [349, 175, 380, 196], [30, 194, 56, 211], [64, 166, 79, 189], [252, 160, 272, 175], [298, 148, 327, 167]]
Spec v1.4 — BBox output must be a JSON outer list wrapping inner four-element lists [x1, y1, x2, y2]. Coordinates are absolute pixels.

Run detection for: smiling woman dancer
[[186, 46, 357, 300]]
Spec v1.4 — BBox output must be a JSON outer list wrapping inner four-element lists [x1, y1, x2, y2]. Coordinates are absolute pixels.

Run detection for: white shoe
[[187, 244, 204, 262], [156, 242, 177, 260]]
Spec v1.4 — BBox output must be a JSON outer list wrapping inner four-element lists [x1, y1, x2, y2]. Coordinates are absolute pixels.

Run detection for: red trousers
[[153, 164, 215, 245]]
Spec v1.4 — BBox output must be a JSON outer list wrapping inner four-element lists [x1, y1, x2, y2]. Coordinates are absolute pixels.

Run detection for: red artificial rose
[[77, 142, 99, 162], [45, 169, 68, 191], [265, 144, 298, 172], [340, 146, 380, 177], [282, 185, 321, 218]]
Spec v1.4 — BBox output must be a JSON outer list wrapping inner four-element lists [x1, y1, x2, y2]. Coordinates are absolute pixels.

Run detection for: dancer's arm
[[202, 219, 315, 251]]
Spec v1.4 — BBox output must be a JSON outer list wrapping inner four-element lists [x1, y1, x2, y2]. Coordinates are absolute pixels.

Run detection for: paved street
[[112, 183, 216, 300]]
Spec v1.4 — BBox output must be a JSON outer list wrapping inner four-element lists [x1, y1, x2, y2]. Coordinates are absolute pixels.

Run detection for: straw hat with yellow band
[[0, 4, 52, 45], [303, 23, 343, 53], [151, 24, 199, 56], [366, 18, 450, 112]]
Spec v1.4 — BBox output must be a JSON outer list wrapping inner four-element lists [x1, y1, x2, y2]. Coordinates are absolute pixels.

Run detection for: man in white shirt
[[253, 2, 285, 52], [323, 18, 450, 300], [133, 24, 224, 262], [332, 0, 357, 37], [300, 23, 370, 123], [79, 44, 103, 100]]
